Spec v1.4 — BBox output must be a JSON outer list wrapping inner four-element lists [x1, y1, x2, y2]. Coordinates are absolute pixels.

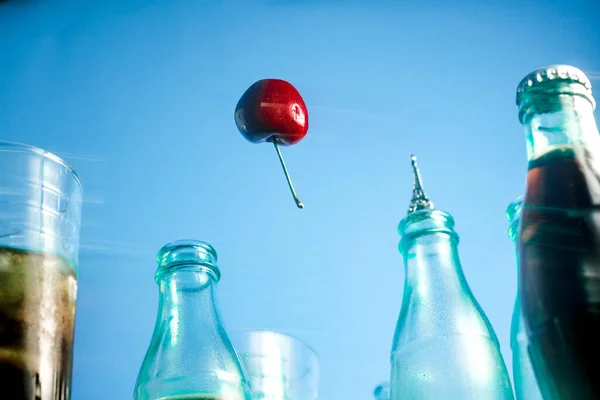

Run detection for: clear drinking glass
[[0, 141, 83, 400], [230, 330, 319, 400]]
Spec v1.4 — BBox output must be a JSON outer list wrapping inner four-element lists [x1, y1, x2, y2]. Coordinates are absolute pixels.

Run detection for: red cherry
[[234, 78, 309, 209], [234, 79, 309, 146]]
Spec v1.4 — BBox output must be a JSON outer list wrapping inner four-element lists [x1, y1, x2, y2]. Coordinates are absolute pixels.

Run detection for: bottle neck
[[399, 210, 466, 293], [393, 206, 508, 359], [156, 266, 221, 331], [394, 210, 492, 345], [521, 91, 599, 163], [403, 233, 465, 288], [136, 242, 253, 399]]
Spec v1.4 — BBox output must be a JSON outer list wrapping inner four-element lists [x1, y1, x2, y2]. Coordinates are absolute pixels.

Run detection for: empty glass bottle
[[516, 65, 600, 399], [134, 240, 253, 400], [390, 156, 513, 400], [372, 382, 390, 400], [506, 197, 543, 400]]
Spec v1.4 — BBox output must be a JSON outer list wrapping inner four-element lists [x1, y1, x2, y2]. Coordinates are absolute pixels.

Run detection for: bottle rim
[[397, 209, 459, 254], [398, 208, 456, 235], [516, 65, 593, 106], [155, 240, 221, 281]]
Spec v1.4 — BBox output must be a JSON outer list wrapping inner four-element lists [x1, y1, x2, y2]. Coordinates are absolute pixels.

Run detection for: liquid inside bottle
[[506, 197, 543, 400], [517, 65, 600, 399]]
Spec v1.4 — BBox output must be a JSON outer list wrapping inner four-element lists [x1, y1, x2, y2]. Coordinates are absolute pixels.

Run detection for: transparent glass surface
[[229, 330, 319, 400], [372, 382, 389, 400], [506, 197, 542, 400], [3, 3, 600, 400], [391, 210, 513, 400], [134, 241, 252, 400], [518, 77, 600, 399], [0, 140, 82, 399]]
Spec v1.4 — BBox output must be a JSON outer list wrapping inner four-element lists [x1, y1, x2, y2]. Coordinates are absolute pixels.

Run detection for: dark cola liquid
[[519, 146, 600, 399], [0, 246, 77, 399]]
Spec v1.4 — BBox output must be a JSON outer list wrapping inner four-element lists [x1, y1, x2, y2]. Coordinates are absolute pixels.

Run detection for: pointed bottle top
[[407, 154, 434, 214]]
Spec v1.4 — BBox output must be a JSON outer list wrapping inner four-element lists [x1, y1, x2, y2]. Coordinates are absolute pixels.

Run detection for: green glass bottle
[[134, 240, 253, 400], [506, 197, 542, 400], [516, 65, 600, 399], [390, 156, 513, 400]]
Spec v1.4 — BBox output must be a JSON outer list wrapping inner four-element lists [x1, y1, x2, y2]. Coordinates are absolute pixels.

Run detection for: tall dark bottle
[[516, 65, 600, 399]]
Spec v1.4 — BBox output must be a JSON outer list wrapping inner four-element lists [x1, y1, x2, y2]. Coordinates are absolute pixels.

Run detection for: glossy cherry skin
[[234, 79, 309, 146]]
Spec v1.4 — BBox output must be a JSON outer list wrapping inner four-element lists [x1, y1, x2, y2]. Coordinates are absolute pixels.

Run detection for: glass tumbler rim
[[230, 328, 320, 399], [231, 328, 319, 360], [0, 140, 82, 189]]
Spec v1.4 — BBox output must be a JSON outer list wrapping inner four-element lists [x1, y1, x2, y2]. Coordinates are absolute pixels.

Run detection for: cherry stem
[[272, 139, 304, 209]]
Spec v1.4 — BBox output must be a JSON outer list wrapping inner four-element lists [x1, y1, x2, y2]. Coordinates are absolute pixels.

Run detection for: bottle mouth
[[516, 65, 594, 105], [516, 65, 596, 126], [397, 209, 459, 254], [398, 208, 455, 235], [155, 240, 220, 279]]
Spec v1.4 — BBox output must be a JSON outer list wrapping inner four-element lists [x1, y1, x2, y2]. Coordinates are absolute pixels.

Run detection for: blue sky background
[[1, 0, 600, 399]]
